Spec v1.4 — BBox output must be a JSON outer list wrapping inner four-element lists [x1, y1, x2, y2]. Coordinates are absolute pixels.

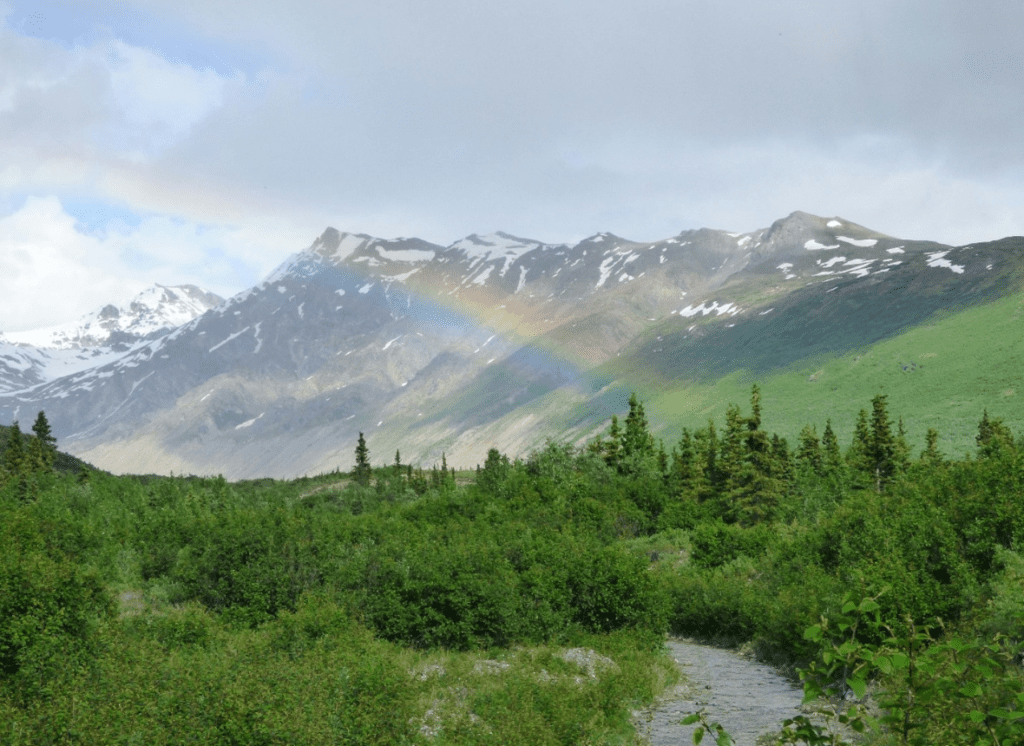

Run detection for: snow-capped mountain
[[3, 284, 223, 351], [0, 284, 222, 395], [0, 211, 1017, 479]]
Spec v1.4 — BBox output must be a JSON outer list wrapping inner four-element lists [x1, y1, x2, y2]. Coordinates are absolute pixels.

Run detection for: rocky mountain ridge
[[1, 211, 1013, 479]]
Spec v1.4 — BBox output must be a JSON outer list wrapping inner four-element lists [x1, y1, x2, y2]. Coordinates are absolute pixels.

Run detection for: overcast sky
[[2, 0, 1023, 331]]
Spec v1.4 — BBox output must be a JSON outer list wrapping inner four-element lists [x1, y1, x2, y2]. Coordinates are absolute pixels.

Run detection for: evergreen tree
[[771, 434, 793, 487], [4, 422, 25, 477], [894, 416, 910, 473], [846, 408, 872, 487], [867, 394, 897, 492], [701, 420, 718, 493], [748, 383, 762, 431], [821, 419, 843, 475], [731, 387, 782, 524], [718, 404, 746, 492], [921, 427, 943, 464], [671, 429, 700, 497], [28, 411, 57, 472], [3, 422, 29, 500], [976, 409, 1015, 459], [622, 393, 655, 461], [796, 424, 823, 474], [353, 432, 371, 486], [744, 385, 773, 479]]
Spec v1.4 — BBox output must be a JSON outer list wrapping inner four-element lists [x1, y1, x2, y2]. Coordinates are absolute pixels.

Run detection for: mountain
[[0, 284, 223, 395], [1, 212, 1020, 478], [3, 284, 223, 350]]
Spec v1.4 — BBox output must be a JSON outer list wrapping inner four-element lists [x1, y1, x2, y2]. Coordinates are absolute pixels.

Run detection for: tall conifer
[[354, 432, 371, 486], [29, 411, 57, 472]]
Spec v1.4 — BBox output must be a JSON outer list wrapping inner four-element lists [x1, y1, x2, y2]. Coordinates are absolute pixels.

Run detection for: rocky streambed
[[636, 639, 806, 746]]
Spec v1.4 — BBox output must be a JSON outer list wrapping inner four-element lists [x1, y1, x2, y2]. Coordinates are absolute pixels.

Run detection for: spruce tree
[[771, 434, 793, 486], [796, 424, 823, 474], [894, 416, 910, 473], [29, 411, 57, 472], [3, 422, 29, 500], [748, 383, 762, 431], [353, 432, 371, 486], [821, 419, 843, 474], [671, 429, 699, 497], [702, 420, 718, 493], [976, 409, 1015, 459], [623, 393, 655, 461], [4, 421, 25, 477], [867, 394, 897, 492], [718, 404, 746, 492], [744, 385, 773, 479], [922, 428, 943, 464]]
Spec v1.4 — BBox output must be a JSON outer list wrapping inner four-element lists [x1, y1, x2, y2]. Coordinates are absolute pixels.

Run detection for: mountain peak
[[6, 284, 223, 350]]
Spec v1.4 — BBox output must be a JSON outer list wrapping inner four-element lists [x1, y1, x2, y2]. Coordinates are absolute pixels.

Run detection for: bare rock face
[[1, 211, 1010, 479]]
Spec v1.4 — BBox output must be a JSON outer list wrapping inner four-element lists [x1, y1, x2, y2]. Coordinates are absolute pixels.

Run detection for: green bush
[[689, 519, 775, 568], [659, 556, 759, 640], [0, 509, 113, 701]]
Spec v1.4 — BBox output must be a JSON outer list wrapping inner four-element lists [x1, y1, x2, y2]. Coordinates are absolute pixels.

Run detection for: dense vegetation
[[1, 391, 1022, 744]]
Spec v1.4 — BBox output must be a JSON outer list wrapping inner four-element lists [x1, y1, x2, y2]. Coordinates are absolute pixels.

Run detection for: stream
[[636, 639, 806, 746]]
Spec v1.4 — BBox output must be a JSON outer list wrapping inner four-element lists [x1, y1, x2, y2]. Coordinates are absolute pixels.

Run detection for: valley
[[0, 211, 1020, 479]]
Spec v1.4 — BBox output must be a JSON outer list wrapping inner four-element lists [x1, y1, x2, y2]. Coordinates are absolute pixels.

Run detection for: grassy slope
[[643, 290, 1024, 457]]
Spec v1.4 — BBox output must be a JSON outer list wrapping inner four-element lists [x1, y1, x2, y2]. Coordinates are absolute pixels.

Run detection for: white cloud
[[0, 196, 311, 332], [0, 196, 139, 332], [0, 20, 242, 165]]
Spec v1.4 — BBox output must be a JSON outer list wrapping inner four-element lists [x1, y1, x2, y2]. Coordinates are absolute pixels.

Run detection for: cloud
[[0, 17, 243, 165], [0, 195, 312, 332], [1, 0, 1023, 330]]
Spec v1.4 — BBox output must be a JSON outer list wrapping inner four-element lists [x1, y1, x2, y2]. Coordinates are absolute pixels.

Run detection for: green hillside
[[642, 289, 1024, 457]]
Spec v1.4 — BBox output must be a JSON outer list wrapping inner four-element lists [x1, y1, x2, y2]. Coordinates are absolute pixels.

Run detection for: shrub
[[0, 510, 113, 701]]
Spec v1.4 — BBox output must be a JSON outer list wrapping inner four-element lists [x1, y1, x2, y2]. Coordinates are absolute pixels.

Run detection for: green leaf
[[847, 677, 867, 699], [874, 654, 893, 675], [681, 714, 701, 725], [959, 682, 982, 698], [693, 728, 704, 744], [804, 624, 823, 642], [858, 599, 880, 613], [842, 601, 857, 614]]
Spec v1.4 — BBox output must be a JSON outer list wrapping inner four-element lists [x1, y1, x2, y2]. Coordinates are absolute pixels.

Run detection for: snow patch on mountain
[[209, 326, 251, 353], [448, 232, 546, 267], [926, 251, 965, 274], [677, 301, 741, 318], [6, 284, 222, 350], [837, 236, 878, 247], [805, 239, 840, 250]]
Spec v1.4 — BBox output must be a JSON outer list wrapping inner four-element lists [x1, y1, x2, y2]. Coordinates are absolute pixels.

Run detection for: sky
[[2, 0, 1023, 332]]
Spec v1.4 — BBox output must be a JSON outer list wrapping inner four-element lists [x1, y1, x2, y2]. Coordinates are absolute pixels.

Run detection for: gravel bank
[[636, 639, 805, 745]]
